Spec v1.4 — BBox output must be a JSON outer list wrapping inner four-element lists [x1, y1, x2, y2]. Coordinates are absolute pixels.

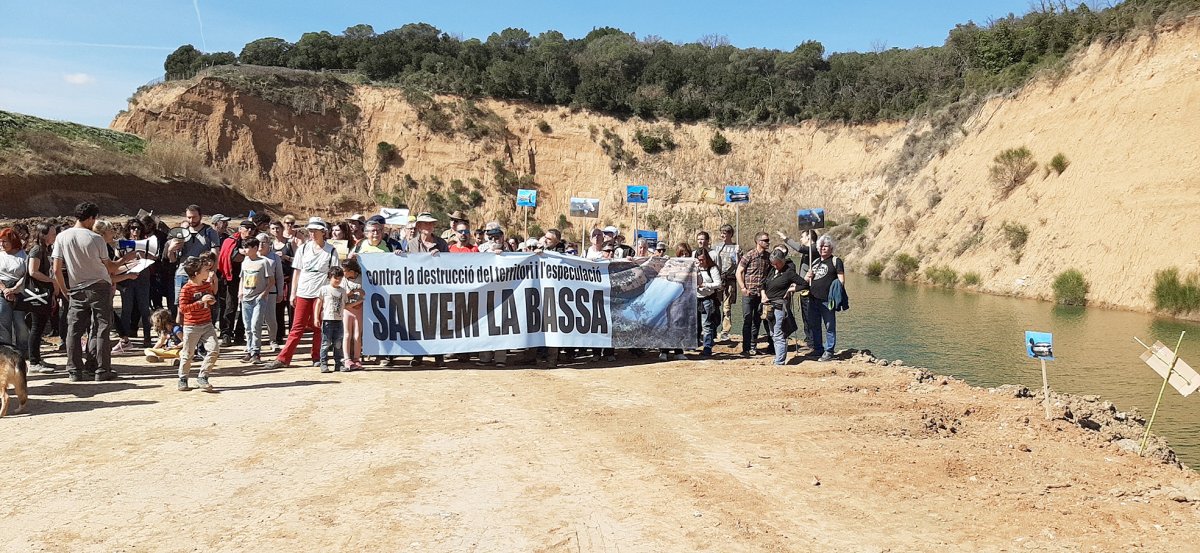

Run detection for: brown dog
[[0, 344, 28, 417]]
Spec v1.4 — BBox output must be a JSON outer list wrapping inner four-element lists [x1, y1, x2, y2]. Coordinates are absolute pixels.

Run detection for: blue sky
[[0, 1, 1033, 128]]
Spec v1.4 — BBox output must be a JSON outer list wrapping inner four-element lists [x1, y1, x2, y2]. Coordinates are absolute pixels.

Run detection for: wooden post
[[1040, 358, 1052, 420], [1139, 331, 1186, 455]]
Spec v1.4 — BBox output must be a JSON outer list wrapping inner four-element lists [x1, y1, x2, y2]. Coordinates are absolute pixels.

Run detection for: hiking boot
[[818, 352, 833, 362], [94, 371, 118, 382], [196, 376, 215, 392], [261, 360, 286, 370], [177, 377, 191, 391], [240, 353, 253, 363]]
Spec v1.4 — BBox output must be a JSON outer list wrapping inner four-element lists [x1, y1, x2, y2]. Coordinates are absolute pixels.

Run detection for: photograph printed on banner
[[608, 256, 698, 349]]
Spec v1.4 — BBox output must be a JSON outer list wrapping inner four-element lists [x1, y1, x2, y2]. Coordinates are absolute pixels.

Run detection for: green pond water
[[747, 272, 1200, 466]]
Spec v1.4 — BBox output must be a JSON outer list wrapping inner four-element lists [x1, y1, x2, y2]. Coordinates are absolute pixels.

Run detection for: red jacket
[[178, 281, 214, 326], [217, 237, 240, 282]]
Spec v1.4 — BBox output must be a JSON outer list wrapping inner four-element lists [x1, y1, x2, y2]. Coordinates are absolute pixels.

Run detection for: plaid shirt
[[737, 248, 770, 295]]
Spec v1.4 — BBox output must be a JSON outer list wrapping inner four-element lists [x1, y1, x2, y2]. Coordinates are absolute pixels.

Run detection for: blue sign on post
[[516, 189, 538, 208], [626, 185, 649, 204], [1025, 331, 1054, 360], [635, 229, 659, 247], [724, 185, 750, 204]]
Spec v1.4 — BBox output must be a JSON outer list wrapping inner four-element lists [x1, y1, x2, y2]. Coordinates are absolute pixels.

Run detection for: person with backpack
[[805, 235, 847, 362], [166, 205, 222, 303]]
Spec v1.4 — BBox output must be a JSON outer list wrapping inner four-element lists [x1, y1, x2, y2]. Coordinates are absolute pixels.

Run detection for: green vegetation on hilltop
[[0, 110, 144, 153], [162, 0, 1200, 125]]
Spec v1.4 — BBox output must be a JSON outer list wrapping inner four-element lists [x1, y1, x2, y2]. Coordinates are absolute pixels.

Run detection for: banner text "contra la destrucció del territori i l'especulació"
[[356, 252, 698, 355]]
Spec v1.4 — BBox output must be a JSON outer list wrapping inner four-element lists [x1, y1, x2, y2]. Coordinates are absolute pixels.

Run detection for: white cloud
[[63, 73, 95, 85]]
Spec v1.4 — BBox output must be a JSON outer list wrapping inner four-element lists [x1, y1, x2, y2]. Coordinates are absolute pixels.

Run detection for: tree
[[239, 37, 291, 66], [288, 31, 342, 70], [164, 44, 203, 78]]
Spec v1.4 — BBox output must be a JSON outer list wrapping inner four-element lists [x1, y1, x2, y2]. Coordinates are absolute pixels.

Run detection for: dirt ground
[[2, 340, 1198, 553]]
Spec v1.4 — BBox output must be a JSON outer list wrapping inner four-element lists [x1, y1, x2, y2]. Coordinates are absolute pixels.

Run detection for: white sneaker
[[658, 353, 669, 361], [31, 363, 57, 374]]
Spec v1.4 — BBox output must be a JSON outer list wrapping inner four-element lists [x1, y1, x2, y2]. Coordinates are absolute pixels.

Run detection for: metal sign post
[[1039, 358, 1052, 420]]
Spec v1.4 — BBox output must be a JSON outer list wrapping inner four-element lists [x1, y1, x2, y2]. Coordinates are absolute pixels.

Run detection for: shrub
[[894, 253, 919, 279], [897, 216, 916, 236], [556, 214, 571, 230], [990, 146, 1037, 195], [953, 231, 983, 257], [536, 120, 552, 133], [1001, 221, 1028, 250], [375, 141, 398, 172], [1152, 268, 1200, 314], [1049, 153, 1069, 175], [851, 216, 869, 238], [866, 260, 885, 278], [924, 265, 959, 287], [634, 128, 675, 154], [146, 139, 207, 179], [710, 131, 731, 155], [1052, 269, 1089, 306], [962, 272, 982, 286]]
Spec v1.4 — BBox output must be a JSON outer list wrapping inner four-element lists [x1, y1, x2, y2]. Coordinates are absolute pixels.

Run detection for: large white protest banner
[[357, 251, 696, 355]]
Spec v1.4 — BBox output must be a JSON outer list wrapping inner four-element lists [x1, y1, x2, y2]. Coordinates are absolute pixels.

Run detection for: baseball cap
[[602, 225, 618, 235], [210, 214, 231, 224]]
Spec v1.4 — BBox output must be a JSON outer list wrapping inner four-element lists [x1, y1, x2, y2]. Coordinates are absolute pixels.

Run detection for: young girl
[[341, 258, 364, 370], [144, 308, 183, 363]]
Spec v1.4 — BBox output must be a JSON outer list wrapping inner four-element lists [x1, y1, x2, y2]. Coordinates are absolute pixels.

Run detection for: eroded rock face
[[113, 22, 1200, 314]]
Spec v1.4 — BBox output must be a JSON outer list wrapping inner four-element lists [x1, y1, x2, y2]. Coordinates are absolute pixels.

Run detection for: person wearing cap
[[403, 212, 449, 254], [653, 241, 668, 257], [448, 210, 469, 229], [448, 221, 478, 253], [262, 217, 341, 370], [166, 204, 222, 303], [251, 212, 272, 235], [346, 214, 366, 242], [477, 222, 508, 253], [210, 214, 232, 240]]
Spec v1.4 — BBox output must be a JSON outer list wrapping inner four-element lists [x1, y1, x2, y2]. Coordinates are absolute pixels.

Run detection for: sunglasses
[[283, 222, 295, 226], [458, 229, 471, 234], [758, 238, 770, 243]]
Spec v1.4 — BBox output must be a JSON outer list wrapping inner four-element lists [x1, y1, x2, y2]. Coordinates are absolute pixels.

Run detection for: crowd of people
[[0, 201, 847, 394]]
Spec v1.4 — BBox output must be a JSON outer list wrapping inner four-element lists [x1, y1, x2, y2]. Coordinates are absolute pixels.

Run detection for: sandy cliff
[[113, 19, 1200, 314]]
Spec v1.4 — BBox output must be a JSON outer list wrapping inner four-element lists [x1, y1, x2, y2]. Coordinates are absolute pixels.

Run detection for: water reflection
[[838, 273, 1200, 466]]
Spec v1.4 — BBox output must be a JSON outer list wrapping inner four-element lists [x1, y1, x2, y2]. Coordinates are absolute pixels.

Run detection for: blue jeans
[[807, 299, 837, 354], [697, 297, 721, 352], [241, 297, 266, 355], [0, 296, 29, 354], [741, 294, 765, 353], [320, 320, 344, 367], [771, 306, 788, 365]]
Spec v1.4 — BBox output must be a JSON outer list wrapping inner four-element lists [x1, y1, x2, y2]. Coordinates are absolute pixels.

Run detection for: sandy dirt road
[[2, 343, 1197, 552]]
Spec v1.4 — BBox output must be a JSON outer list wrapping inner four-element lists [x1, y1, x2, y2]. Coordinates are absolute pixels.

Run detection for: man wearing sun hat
[[263, 216, 340, 370], [403, 212, 449, 253], [346, 214, 367, 242]]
